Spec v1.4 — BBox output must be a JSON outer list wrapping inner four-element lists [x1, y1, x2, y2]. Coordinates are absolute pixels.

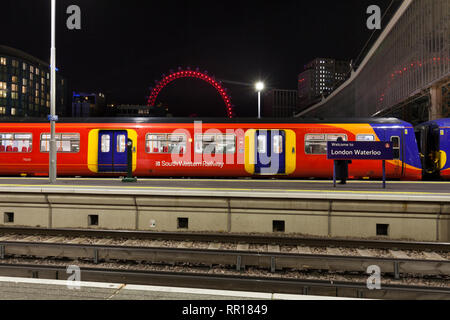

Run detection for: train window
[[391, 136, 400, 159], [257, 135, 267, 154], [0, 133, 32, 153], [391, 136, 400, 148], [304, 134, 347, 155], [116, 134, 126, 153], [146, 133, 186, 154], [40, 133, 80, 153], [195, 134, 236, 154], [273, 135, 283, 154], [305, 134, 326, 155], [357, 134, 375, 141], [327, 134, 347, 142], [101, 134, 110, 153]]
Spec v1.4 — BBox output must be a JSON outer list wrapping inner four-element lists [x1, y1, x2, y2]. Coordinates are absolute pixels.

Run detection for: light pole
[[255, 82, 265, 119], [49, 0, 57, 183]]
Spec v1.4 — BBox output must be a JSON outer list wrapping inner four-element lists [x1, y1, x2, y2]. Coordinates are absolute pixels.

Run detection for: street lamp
[[255, 82, 264, 119], [49, 0, 57, 183]]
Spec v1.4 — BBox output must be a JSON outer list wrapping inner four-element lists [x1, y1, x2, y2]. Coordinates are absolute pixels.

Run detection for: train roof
[[0, 117, 410, 125], [416, 118, 450, 128]]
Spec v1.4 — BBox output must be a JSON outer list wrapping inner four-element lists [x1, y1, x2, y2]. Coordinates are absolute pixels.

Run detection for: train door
[[429, 126, 442, 177], [255, 130, 286, 174], [98, 130, 128, 172], [414, 126, 427, 174], [390, 135, 401, 177]]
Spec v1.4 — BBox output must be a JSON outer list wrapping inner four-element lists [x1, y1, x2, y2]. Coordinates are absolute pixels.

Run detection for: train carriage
[[415, 118, 450, 180], [0, 117, 422, 180]]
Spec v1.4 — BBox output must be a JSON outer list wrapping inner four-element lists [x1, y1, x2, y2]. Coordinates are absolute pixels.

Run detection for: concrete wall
[[0, 192, 448, 241]]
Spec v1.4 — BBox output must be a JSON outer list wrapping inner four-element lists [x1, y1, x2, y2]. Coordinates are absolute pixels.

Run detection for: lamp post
[[49, 0, 57, 183], [255, 82, 264, 119]]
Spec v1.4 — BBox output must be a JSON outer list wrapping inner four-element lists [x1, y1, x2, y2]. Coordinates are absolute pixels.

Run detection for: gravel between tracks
[[0, 257, 448, 289], [1, 234, 449, 261]]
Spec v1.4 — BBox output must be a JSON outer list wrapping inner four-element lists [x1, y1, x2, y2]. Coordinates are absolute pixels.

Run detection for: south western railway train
[[0, 117, 448, 180]]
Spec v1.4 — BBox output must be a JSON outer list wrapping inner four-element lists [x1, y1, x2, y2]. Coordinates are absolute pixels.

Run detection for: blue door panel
[[99, 131, 113, 172], [255, 130, 286, 174], [98, 130, 128, 173], [255, 130, 269, 174], [113, 131, 128, 172]]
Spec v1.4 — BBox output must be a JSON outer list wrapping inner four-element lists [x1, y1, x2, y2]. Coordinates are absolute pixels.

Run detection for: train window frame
[[273, 135, 283, 154], [304, 133, 348, 155], [391, 136, 400, 159], [257, 135, 267, 154], [356, 134, 375, 141], [116, 134, 126, 153], [0, 133, 33, 153], [145, 133, 187, 154], [194, 133, 236, 155], [40, 133, 80, 154], [100, 134, 111, 153]]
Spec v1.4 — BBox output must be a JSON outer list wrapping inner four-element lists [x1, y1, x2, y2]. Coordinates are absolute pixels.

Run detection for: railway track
[[0, 238, 448, 277], [0, 263, 448, 300], [1, 226, 449, 251], [0, 227, 448, 299]]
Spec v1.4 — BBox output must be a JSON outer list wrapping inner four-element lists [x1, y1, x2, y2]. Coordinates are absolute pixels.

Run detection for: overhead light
[[255, 82, 265, 92]]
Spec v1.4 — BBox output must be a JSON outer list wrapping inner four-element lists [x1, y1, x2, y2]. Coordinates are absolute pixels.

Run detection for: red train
[[0, 117, 423, 180]]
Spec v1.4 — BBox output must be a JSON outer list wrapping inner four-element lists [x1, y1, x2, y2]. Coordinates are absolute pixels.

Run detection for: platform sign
[[327, 141, 393, 160], [327, 141, 394, 189], [47, 115, 59, 122]]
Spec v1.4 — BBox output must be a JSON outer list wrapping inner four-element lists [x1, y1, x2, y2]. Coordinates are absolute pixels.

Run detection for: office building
[[72, 92, 106, 117], [0, 45, 69, 118], [298, 58, 350, 110]]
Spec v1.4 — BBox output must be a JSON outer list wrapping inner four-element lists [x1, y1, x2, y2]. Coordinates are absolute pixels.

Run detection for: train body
[[415, 118, 450, 179], [0, 117, 424, 180]]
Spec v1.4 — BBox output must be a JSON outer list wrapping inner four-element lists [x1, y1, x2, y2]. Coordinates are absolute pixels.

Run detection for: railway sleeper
[[0, 243, 448, 279]]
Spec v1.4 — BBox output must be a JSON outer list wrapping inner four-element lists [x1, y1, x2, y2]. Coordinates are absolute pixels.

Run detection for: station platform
[[0, 177, 449, 201], [0, 177, 448, 242], [0, 276, 355, 300]]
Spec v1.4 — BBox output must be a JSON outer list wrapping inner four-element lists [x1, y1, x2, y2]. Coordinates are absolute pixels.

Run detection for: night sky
[[2, 0, 398, 117]]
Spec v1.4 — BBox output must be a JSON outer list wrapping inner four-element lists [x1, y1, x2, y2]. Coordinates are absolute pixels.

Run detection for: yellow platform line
[[0, 183, 449, 196], [0, 177, 449, 185]]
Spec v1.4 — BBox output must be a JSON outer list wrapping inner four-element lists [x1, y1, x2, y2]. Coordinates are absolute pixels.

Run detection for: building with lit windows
[[72, 92, 106, 117], [298, 58, 350, 111], [0, 45, 69, 118]]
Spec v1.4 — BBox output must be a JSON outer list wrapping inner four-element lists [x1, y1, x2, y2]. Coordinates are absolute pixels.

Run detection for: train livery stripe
[[439, 150, 447, 170], [127, 129, 138, 172], [285, 129, 296, 175], [441, 128, 449, 171], [244, 129, 256, 174], [88, 129, 100, 173]]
